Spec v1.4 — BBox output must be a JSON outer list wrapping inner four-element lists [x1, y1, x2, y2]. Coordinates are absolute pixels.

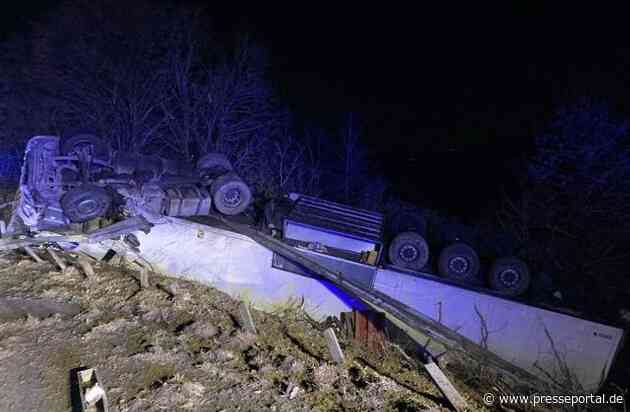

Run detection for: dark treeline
[[0, 0, 629, 320]]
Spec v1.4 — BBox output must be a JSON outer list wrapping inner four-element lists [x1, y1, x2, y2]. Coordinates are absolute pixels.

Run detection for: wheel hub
[[399, 244, 419, 262], [499, 268, 520, 287], [77, 199, 99, 215], [223, 187, 242, 208], [448, 256, 469, 275]]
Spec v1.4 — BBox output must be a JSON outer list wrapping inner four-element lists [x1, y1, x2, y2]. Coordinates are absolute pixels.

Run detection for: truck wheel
[[438, 242, 480, 282], [488, 257, 530, 296], [197, 153, 233, 178], [62, 134, 107, 158], [210, 172, 252, 216], [61, 185, 112, 223], [388, 231, 429, 271]]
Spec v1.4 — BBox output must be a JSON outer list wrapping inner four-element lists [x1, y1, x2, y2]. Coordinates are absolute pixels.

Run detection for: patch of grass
[[308, 390, 342, 412], [140, 363, 177, 389], [126, 329, 151, 355], [385, 395, 428, 412], [48, 344, 82, 375], [184, 335, 214, 354]]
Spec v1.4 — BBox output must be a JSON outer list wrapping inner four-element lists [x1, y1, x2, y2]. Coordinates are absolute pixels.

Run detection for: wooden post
[[354, 310, 369, 345], [23, 246, 44, 263], [0, 220, 5, 236], [366, 311, 386, 352], [353, 310, 385, 351], [340, 311, 354, 338], [323, 327, 345, 364], [77, 257, 95, 280], [238, 301, 257, 334], [47, 249, 67, 271], [423, 360, 468, 412], [139, 268, 150, 289]]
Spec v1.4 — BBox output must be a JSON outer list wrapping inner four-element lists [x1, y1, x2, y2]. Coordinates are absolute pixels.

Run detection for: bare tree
[[498, 99, 630, 313]]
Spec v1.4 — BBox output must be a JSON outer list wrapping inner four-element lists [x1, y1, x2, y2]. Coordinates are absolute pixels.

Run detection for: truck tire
[[388, 231, 429, 271], [197, 153, 233, 177], [210, 172, 252, 216], [62, 134, 107, 158], [488, 257, 530, 296], [388, 211, 428, 237], [61, 185, 112, 223], [438, 242, 480, 282]]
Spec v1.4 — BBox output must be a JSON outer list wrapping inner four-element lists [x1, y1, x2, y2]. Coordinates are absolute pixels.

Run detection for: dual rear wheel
[[388, 233, 530, 296]]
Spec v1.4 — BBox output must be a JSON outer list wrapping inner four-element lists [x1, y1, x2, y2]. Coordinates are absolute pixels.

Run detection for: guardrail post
[[238, 301, 257, 334], [323, 327, 345, 364], [47, 248, 67, 271], [23, 246, 44, 263]]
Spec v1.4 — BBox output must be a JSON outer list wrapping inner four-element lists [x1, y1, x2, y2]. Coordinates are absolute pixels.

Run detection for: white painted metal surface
[[373, 268, 624, 392], [79, 218, 357, 320]]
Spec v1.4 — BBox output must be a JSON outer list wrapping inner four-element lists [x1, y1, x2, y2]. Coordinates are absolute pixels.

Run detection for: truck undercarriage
[[12, 135, 252, 233]]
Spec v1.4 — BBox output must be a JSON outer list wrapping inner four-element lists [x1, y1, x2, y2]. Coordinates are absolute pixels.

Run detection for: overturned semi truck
[[17, 135, 529, 297], [4, 135, 626, 393], [10, 134, 252, 232]]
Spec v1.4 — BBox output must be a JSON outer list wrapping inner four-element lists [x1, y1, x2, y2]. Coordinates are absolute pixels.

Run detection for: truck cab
[[12, 135, 252, 232]]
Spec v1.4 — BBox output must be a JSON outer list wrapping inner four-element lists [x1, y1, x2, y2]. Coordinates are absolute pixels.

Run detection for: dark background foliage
[[1, 1, 629, 320]]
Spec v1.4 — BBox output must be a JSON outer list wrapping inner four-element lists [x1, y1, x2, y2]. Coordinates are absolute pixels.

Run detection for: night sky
[[209, 4, 629, 218], [3, 2, 629, 217]]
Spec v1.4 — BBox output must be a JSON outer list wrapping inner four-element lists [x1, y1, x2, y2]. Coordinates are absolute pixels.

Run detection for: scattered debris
[[282, 382, 300, 400], [76, 367, 109, 412]]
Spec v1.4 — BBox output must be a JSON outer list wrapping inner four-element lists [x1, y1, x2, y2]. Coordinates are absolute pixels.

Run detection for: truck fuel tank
[[141, 183, 211, 217]]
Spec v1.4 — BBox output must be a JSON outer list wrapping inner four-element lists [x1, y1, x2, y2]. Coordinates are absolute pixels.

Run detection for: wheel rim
[[499, 268, 520, 287], [223, 187, 242, 208], [77, 198, 100, 215], [448, 256, 470, 275], [399, 244, 419, 262]]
